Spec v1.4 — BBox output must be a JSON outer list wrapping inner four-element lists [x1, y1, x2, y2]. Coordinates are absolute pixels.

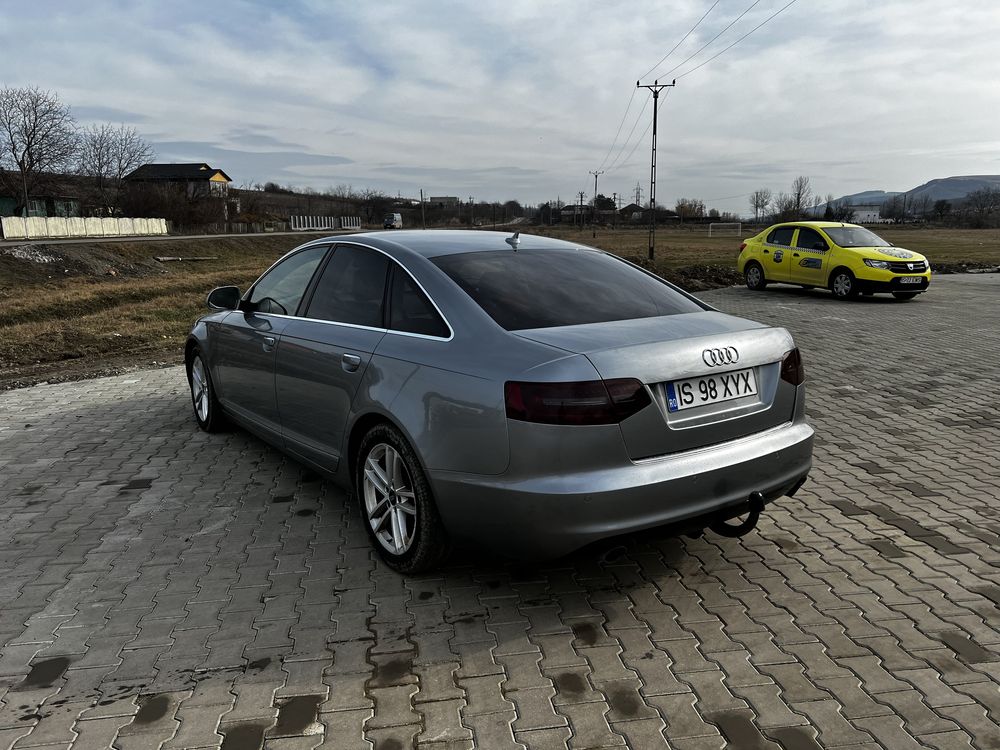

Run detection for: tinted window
[[431, 249, 704, 331], [248, 246, 327, 315], [767, 227, 795, 246], [389, 267, 449, 338], [305, 245, 390, 327], [824, 226, 890, 248], [795, 227, 827, 250]]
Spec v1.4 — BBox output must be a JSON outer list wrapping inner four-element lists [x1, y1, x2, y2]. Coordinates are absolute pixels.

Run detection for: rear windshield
[[824, 226, 890, 248], [431, 248, 705, 331]]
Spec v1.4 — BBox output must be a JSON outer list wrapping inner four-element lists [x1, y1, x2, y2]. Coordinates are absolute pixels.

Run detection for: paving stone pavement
[[2, 274, 999, 750]]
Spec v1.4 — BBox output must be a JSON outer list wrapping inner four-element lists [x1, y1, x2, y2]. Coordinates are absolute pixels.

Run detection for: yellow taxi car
[[737, 221, 931, 301]]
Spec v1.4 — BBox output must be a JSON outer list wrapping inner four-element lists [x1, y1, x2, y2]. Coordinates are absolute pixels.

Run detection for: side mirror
[[207, 286, 241, 310]]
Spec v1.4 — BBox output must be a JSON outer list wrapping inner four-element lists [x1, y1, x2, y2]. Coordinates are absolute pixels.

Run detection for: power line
[[598, 0, 721, 173], [676, 0, 802, 79], [658, 0, 764, 80], [604, 96, 649, 173], [638, 1, 721, 81]]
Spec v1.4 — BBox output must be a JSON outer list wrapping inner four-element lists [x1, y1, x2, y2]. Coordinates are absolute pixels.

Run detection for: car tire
[[356, 423, 449, 573], [745, 262, 767, 291], [829, 268, 858, 300], [893, 292, 919, 301], [187, 349, 227, 432]]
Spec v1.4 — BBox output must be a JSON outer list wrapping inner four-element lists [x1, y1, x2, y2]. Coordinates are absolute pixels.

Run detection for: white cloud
[[3, 0, 1000, 211]]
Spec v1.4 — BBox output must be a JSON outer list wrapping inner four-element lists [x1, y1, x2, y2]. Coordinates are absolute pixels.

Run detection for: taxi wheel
[[830, 269, 858, 300], [893, 292, 919, 301], [744, 263, 767, 291]]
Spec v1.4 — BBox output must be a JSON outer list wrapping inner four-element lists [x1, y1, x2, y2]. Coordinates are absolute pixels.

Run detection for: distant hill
[[834, 189, 902, 206], [818, 175, 1000, 214], [902, 175, 1000, 203]]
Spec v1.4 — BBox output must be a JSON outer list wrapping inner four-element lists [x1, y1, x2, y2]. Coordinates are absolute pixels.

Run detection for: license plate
[[900, 276, 923, 284], [666, 368, 758, 412]]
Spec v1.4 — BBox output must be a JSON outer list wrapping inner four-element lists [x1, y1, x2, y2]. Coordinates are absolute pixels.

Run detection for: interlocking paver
[[3, 275, 1000, 748]]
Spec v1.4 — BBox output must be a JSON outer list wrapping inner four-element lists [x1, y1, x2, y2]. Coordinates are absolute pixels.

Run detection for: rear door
[[790, 226, 830, 286], [275, 244, 390, 468], [761, 226, 794, 282]]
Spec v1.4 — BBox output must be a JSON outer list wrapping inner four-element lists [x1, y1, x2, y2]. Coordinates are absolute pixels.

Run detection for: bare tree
[[965, 186, 1000, 218], [78, 123, 155, 214], [0, 86, 78, 215], [772, 192, 796, 221], [749, 188, 772, 225], [790, 175, 812, 217]]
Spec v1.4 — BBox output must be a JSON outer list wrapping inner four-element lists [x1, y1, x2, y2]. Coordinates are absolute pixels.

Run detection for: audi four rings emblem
[[703, 347, 739, 367]]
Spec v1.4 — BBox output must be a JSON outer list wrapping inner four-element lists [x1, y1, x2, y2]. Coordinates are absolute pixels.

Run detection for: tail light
[[739, 242, 747, 251], [780, 348, 805, 385], [504, 378, 651, 425]]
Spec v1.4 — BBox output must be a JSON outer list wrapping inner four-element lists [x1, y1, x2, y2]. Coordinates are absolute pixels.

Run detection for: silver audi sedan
[[186, 230, 813, 572]]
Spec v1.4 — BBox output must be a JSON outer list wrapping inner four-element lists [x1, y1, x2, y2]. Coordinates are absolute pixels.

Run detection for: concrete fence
[[290, 215, 362, 231], [0, 216, 168, 240]]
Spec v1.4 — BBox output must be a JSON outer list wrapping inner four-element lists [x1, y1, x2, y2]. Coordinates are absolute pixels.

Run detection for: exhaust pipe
[[710, 491, 765, 538]]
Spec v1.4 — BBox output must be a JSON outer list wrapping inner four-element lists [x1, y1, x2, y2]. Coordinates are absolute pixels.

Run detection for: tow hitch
[[710, 491, 765, 538]]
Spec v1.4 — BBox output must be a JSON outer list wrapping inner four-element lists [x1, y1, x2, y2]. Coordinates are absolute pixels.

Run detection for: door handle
[[793, 252, 800, 257], [342, 353, 362, 372], [262, 336, 276, 352]]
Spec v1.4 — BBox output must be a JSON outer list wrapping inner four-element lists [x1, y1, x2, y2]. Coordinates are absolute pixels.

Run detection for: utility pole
[[612, 192, 618, 229], [634, 182, 643, 207], [589, 170, 604, 238], [577, 191, 586, 230], [469, 196, 474, 226], [636, 78, 676, 260], [420, 188, 426, 229]]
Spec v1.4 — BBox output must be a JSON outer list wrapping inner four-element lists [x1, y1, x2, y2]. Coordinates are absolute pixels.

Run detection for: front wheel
[[830, 269, 858, 300], [745, 263, 767, 291], [187, 350, 227, 432], [357, 423, 448, 573], [893, 292, 920, 301]]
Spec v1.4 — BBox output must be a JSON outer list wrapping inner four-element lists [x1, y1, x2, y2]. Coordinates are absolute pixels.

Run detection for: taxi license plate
[[900, 276, 923, 284], [666, 368, 757, 412]]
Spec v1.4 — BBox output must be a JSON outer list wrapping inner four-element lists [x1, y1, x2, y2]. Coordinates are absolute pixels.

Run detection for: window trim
[[241, 244, 331, 315], [793, 227, 829, 252], [240, 239, 454, 342]]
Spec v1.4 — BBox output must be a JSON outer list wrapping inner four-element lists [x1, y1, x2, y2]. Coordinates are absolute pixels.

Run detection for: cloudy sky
[[3, 1, 999, 213]]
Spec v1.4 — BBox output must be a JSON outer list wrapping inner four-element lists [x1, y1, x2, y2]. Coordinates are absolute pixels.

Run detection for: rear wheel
[[745, 263, 767, 291], [893, 292, 919, 301], [187, 349, 227, 432], [830, 269, 858, 300], [357, 423, 448, 573]]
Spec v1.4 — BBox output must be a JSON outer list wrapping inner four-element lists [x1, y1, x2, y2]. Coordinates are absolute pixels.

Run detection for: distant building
[[429, 196, 460, 207], [852, 204, 889, 223], [125, 163, 232, 198]]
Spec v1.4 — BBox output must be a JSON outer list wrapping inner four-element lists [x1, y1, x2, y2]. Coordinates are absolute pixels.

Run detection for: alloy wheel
[[190, 356, 210, 423], [363, 443, 417, 555], [833, 273, 852, 297]]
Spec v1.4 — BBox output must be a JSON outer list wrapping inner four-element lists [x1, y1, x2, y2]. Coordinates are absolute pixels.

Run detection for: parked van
[[383, 213, 402, 229]]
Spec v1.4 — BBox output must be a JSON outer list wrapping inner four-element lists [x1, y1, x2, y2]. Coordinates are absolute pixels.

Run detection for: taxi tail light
[[739, 242, 747, 251], [780, 348, 805, 385], [505, 379, 651, 425]]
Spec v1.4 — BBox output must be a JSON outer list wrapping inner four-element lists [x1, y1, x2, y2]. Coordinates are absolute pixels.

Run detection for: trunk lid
[[515, 312, 799, 459]]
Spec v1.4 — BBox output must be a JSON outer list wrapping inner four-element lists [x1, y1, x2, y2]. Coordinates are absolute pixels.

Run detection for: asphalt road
[[1, 275, 998, 749]]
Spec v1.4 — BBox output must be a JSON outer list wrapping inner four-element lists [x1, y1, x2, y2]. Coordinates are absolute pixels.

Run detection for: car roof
[[766, 221, 859, 229], [308, 229, 585, 258]]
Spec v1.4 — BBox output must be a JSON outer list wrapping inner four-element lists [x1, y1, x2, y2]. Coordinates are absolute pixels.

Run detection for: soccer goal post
[[708, 222, 742, 237]]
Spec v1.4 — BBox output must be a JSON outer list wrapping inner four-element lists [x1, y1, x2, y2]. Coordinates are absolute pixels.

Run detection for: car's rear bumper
[[429, 420, 814, 558]]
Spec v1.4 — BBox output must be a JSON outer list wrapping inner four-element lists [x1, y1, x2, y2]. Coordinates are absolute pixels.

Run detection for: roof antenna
[[505, 231, 520, 251]]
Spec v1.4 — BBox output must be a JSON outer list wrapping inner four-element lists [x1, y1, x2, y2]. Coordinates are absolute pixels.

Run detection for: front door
[[212, 245, 329, 438], [790, 226, 830, 286]]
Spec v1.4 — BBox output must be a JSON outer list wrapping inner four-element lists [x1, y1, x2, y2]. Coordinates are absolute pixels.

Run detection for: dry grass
[[1, 226, 998, 385]]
